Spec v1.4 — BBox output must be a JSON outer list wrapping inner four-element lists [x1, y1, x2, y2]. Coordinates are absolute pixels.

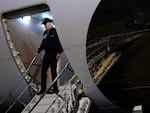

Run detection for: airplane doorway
[[1, 4, 73, 113]]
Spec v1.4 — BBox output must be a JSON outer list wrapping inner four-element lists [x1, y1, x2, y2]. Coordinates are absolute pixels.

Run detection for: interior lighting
[[22, 16, 31, 24]]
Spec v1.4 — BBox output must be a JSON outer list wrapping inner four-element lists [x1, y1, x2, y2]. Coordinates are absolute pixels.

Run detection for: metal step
[[22, 85, 70, 113]]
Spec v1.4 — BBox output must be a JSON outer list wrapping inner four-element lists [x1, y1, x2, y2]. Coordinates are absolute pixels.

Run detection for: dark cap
[[42, 18, 53, 25]]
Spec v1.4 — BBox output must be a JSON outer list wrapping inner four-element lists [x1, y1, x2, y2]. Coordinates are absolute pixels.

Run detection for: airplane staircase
[[21, 80, 91, 113], [21, 67, 92, 113], [0, 56, 91, 113]]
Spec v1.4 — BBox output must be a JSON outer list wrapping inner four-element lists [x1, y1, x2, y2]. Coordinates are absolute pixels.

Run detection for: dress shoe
[[35, 89, 45, 95], [47, 89, 59, 94]]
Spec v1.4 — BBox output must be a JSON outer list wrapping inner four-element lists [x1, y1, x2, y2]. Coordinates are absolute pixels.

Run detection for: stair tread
[[22, 85, 70, 113]]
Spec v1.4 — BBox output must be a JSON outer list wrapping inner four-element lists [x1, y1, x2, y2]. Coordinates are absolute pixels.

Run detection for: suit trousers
[[41, 53, 58, 92]]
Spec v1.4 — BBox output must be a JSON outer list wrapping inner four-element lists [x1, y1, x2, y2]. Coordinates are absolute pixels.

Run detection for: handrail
[[0, 56, 37, 105], [45, 75, 77, 113], [28, 61, 70, 113], [5, 84, 31, 113]]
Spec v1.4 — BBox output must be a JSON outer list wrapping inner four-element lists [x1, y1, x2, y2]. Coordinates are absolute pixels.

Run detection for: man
[[35, 18, 63, 95]]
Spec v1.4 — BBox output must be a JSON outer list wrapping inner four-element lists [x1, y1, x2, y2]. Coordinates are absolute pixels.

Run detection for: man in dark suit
[[35, 18, 63, 95]]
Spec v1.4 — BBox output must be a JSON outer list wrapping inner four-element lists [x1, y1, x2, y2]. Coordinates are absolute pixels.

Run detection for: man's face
[[44, 22, 52, 30]]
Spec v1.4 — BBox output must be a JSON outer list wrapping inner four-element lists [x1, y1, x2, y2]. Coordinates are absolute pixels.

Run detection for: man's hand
[[34, 53, 39, 57], [56, 53, 60, 60]]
